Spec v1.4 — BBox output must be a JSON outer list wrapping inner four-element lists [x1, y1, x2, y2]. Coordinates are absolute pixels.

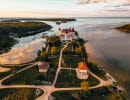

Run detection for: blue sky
[[0, 0, 130, 17]]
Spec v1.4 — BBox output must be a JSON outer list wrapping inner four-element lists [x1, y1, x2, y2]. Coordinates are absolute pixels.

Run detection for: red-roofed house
[[58, 27, 78, 42], [78, 62, 89, 73]]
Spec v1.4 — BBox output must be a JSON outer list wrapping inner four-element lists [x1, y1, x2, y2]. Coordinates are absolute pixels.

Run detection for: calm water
[[0, 18, 130, 98]]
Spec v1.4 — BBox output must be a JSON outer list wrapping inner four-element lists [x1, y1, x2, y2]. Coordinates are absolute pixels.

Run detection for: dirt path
[[0, 63, 38, 86], [0, 42, 112, 100]]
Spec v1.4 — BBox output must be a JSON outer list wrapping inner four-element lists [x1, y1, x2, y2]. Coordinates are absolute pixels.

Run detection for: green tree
[[40, 51, 46, 58], [42, 47, 46, 52], [78, 38, 86, 46], [37, 50, 42, 56], [75, 47, 82, 55]]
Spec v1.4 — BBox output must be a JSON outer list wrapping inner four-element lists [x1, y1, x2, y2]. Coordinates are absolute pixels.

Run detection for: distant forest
[[17, 18, 76, 21], [0, 22, 52, 37]]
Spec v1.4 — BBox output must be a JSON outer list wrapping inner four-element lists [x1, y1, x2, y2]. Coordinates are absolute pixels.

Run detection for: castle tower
[[58, 27, 62, 35]]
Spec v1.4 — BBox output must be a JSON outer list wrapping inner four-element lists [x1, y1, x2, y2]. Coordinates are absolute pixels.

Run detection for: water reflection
[[0, 67, 10, 72], [0, 39, 45, 64], [80, 21, 130, 98]]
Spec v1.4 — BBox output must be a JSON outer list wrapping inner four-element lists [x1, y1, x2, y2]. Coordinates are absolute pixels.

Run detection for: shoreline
[[0, 26, 52, 56], [0, 33, 127, 100], [84, 42, 127, 93]]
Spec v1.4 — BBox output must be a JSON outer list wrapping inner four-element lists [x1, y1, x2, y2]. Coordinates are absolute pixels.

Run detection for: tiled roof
[[61, 28, 75, 33], [78, 62, 88, 70]]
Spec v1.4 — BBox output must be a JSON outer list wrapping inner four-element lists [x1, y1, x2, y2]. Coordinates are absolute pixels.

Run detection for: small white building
[[38, 62, 49, 73]]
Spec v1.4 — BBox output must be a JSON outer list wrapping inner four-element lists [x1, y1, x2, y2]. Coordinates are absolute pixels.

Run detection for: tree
[[81, 81, 89, 91], [72, 40, 77, 50], [40, 51, 46, 58], [75, 47, 82, 55], [54, 40, 61, 47], [51, 46, 57, 54], [42, 47, 46, 52], [37, 50, 42, 56], [48, 35, 61, 47], [78, 38, 86, 46], [72, 92, 79, 99]]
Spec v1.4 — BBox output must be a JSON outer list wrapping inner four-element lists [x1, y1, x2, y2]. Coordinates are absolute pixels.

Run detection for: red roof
[[61, 28, 75, 33], [78, 62, 88, 70]]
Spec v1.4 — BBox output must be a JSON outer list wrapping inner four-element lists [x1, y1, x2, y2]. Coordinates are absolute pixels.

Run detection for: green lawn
[[62, 42, 84, 68], [87, 62, 107, 80], [0, 88, 44, 100], [55, 69, 100, 88], [51, 87, 118, 100], [62, 55, 84, 68], [0, 63, 34, 80], [0, 71, 11, 80], [63, 43, 76, 55], [2, 65, 57, 85]]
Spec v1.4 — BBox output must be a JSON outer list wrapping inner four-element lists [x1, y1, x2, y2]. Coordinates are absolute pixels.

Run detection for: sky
[[0, 0, 130, 17]]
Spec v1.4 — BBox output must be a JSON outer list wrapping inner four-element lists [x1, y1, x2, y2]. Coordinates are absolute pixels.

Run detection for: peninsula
[[0, 28, 127, 100], [0, 18, 76, 23]]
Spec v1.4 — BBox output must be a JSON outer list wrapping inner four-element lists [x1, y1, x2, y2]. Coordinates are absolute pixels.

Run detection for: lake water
[[0, 18, 130, 98]]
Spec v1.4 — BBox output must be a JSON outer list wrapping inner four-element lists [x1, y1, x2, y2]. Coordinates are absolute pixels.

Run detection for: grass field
[[0, 63, 34, 80], [55, 69, 100, 88], [2, 65, 57, 85], [62, 55, 84, 68], [51, 87, 118, 100]]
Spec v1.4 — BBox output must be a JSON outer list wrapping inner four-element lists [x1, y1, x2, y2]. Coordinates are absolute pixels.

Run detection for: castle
[[58, 28, 78, 42]]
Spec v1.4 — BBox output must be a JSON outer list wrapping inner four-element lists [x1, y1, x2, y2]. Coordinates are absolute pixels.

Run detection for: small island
[[114, 24, 130, 33]]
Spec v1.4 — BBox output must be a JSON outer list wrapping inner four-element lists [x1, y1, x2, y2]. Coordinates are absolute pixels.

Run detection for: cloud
[[105, 3, 130, 8], [77, 0, 130, 4], [77, 0, 106, 4], [106, 9, 130, 12]]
